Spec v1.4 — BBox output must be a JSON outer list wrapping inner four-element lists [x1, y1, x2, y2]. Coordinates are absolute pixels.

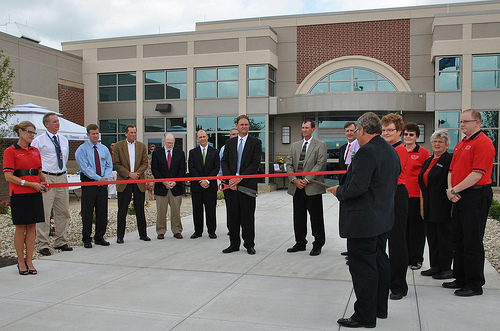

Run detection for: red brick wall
[[58, 84, 84, 126], [297, 19, 410, 84]]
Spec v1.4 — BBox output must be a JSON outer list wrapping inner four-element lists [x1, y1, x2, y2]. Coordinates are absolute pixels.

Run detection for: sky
[[0, 0, 486, 50]]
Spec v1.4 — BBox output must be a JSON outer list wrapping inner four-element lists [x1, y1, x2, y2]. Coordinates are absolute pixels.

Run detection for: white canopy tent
[[3, 103, 88, 141]]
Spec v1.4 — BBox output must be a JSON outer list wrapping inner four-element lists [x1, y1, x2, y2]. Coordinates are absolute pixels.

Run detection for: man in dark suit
[[286, 120, 327, 256], [113, 125, 150, 243], [151, 133, 186, 239], [328, 112, 400, 328], [188, 129, 220, 239], [221, 115, 262, 255]]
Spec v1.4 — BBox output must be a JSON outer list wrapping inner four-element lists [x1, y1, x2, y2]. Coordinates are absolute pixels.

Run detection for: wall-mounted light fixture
[[282, 126, 291, 144]]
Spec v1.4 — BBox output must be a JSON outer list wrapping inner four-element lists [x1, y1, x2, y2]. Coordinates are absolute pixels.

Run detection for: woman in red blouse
[[3, 121, 48, 275]]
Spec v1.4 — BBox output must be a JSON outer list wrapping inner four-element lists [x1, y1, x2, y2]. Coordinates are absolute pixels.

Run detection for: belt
[[42, 171, 67, 176], [13, 169, 39, 177], [461, 184, 491, 193]]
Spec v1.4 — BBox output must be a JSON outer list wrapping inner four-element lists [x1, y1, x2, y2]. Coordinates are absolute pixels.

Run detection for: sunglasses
[[404, 132, 416, 137], [22, 128, 36, 135]]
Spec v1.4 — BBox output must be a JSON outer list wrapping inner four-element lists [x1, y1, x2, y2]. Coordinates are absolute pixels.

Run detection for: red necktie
[[345, 143, 351, 162], [167, 150, 172, 169], [94, 145, 101, 176]]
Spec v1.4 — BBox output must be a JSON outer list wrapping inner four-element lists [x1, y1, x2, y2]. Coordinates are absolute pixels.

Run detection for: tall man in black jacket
[[221, 115, 262, 255], [328, 112, 400, 328]]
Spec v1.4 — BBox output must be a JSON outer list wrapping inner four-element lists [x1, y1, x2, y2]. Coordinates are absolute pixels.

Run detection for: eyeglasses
[[459, 120, 478, 124], [382, 128, 396, 133], [354, 128, 359, 134], [432, 140, 446, 144], [404, 132, 415, 137], [22, 128, 36, 135]]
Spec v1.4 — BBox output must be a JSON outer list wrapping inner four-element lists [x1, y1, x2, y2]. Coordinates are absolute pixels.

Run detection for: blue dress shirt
[[75, 140, 113, 181]]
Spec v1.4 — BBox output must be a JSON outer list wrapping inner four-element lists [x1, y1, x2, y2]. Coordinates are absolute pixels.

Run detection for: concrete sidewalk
[[2, 190, 500, 330]]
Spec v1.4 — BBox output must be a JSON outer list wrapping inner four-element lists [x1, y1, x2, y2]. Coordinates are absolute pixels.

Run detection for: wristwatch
[[451, 188, 457, 195], [20, 180, 26, 186]]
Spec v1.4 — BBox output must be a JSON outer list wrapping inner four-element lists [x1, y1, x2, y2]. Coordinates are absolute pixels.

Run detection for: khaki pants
[[156, 191, 183, 235], [36, 174, 70, 248]]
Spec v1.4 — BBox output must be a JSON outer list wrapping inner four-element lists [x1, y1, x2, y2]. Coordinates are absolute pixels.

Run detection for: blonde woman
[[3, 121, 48, 275]]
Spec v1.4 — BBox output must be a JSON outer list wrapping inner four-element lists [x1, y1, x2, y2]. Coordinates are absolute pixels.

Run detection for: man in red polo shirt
[[444, 109, 495, 297]]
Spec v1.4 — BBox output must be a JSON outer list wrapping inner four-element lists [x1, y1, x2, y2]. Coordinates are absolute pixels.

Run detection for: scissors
[[218, 182, 258, 198]]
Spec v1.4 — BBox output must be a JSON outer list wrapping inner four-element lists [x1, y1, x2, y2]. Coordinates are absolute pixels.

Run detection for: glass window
[[167, 70, 187, 83], [145, 118, 165, 132], [118, 86, 136, 101], [196, 68, 216, 81], [145, 85, 164, 100], [99, 87, 116, 102], [118, 73, 136, 85], [196, 82, 216, 98], [249, 66, 265, 79], [118, 119, 135, 133], [480, 111, 499, 129], [472, 55, 500, 90], [145, 70, 186, 100], [99, 75, 116, 86], [100, 135, 117, 149], [166, 84, 185, 99], [196, 117, 216, 131], [218, 81, 238, 97], [438, 111, 460, 129], [167, 118, 187, 131], [218, 67, 238, 80], [310, 68, 396, 93], [145, 71, 164, 84], [196, 67, 238, 98], [249, 80, 266, 96], [99, 72, 136, 102], [249, 116, 266, 130], [269, 66, 276, 97], [99, 120, 117, 133], [437, 57, 461, 91], [218, 116, 237, 131]]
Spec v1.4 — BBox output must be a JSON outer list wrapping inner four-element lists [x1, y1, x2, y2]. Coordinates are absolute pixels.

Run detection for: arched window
[[309, 68, 396, 93]]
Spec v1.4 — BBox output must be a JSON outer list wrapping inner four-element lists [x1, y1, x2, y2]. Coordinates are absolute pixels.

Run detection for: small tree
[[0, 49, 14, 133]]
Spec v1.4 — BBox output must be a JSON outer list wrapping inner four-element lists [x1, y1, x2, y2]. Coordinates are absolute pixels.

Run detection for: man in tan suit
[[113, 125, 150, 243], [286, 120, 327, 256]]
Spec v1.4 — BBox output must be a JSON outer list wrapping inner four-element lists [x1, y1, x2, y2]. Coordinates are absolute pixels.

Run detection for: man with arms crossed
[[32, 113, 72, 256], [328, 112, 400, 328]]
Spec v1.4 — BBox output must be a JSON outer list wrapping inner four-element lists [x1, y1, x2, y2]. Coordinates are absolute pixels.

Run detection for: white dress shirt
[[31, 132, 69, 173], [127, 140, 136, 172]]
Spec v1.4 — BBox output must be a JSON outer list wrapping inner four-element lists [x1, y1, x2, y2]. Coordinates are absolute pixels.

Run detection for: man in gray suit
[[286, 120, 327, 256], [328, 112, 400, 328]]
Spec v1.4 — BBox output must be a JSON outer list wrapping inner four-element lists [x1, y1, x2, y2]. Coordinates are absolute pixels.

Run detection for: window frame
[[98, 72, 136, 102], [195, 66, 239, 98]]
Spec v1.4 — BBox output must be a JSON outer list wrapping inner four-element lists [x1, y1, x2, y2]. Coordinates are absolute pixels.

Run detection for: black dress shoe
[[54, 244, 73, 251], [84, 242, 92, 248], [454, 288, 483, 297], [94, 239, 110, 246], [287, 245, 306, 253], [337, 317, 375, 328], [442, 280, 463, 289], [117, 238, 124, 244], [247, 247, 256, 255], [390, 292, 404, 300], [209, 233, 217, 239], [310, 247, 321, 256], [222, 246, 239, 253], [190, 233, 202, 239], [432, 270, 453, 279], [39, 248, 51, 256], [421, 267, 440, 276], [140, 236, 151, 241], [341, 251, 348, 256]]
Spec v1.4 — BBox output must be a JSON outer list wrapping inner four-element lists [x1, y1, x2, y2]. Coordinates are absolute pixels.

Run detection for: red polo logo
[[411, 155, 419, 160], [465, 145, 472, 150]]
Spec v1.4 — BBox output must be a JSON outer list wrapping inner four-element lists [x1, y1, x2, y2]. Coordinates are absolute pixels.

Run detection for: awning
[[3, 103, 88, 141]]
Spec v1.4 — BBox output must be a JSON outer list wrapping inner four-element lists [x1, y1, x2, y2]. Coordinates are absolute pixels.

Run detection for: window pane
[[439, 57, 460, 71], [354, 80, 375, 91], [196, 68, 216, 81], [269, 67, 275, 81], [472, 71, 499, 90], [196, 82, 216, 98], [248, 66, 265, 79], [118, 119, 135, 133], [330, 69, 351, 81], [480, 111, 499, 128], [145, 71, 165, 84], [330, 81, 350, 92], [145, 118, 165, 132], [118, 73, 136, 85], [438, 111, 460, 129], [354, 68, 376, 80], [217, 132, 232, 150], [167, 70, 187, 83], [196, 117, 216, 131], [473, 56, 499, 70], [99, 87, 116, 101], [166, 84, 186, 99], [145, 85, 164, 100], [249, 116, 265, 130], [249, 132, 265, 162], [249, 79, 266, 96], [99, 120, 117, 133], [118, 86, 136, 101], [438, 72, 460, 90], [218, 67, 238, 80], [100, 135, 117, 148], [269, 81, 275, 97], [377, 80, 396, 91], [99, 74, 116, 86], [167, 118, 187, 131], [311, 82, 328, 93], [218, 81, 238, 97], [218, 116, 237, 131], [448, 129, 460, 153], [483, 129, 498, 162]]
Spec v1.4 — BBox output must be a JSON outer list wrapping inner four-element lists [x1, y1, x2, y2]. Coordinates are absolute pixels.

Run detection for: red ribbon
[[45, 170, 346, 188]]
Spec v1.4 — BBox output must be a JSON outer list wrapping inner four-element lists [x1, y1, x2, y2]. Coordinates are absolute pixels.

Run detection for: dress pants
[[81, 185, 108, 243], [117, 184, 147, 239], [36, 173, 70, 248], [225, 189, 255, 249], [406, 197, 426, 265], [348, 233, 389, 326], [425, 220, 453, 271], [191, 190, 217, 235], [292, 188, 326, 249], [156, 190, 183, 235], [389, 184, 409, 296], [451, 186, 492, 291]]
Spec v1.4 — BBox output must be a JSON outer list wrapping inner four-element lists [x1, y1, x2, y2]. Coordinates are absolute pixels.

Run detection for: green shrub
[[489, 199, 500, 220]]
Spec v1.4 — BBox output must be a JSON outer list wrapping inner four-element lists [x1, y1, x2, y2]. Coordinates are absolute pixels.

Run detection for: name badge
[[101, 157, 106, 161]]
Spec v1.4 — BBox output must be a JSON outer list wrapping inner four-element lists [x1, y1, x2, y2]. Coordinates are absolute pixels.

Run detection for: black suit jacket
[[221, 135, 262, 191], [336, 135, 401, 238], [418, 152, 453, 223], [338, 142, 348, 185], [188, 145, 220, 192], [151, 147, 186, 197]]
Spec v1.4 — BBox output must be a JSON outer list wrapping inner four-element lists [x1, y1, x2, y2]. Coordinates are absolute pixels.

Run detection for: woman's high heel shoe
[[17, 264, 28, 276]]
